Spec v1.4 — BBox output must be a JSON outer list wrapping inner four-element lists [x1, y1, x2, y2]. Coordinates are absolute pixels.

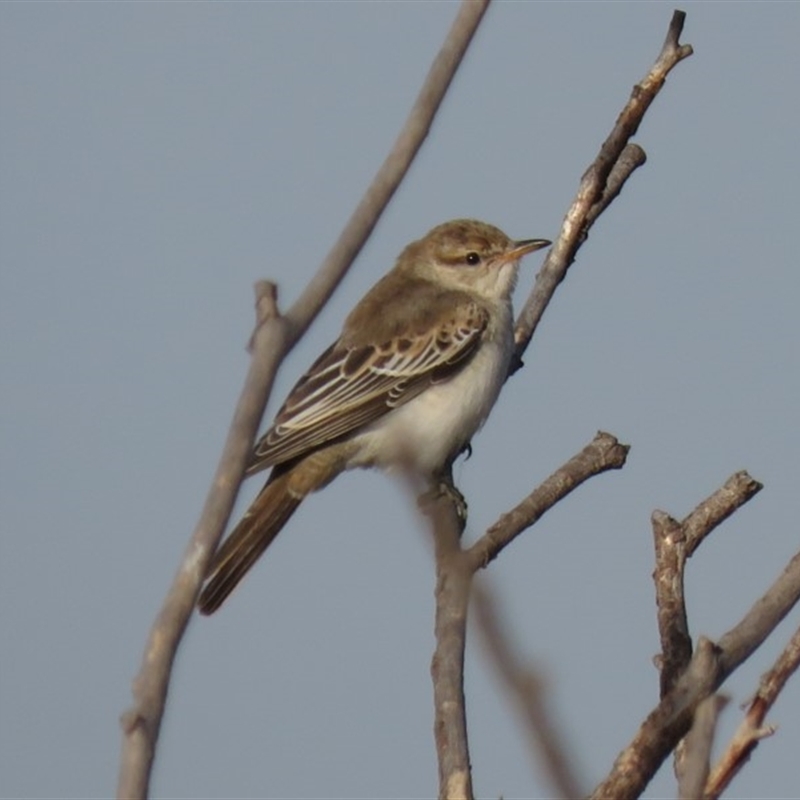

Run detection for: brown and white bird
[[198, 219, 550, 614]]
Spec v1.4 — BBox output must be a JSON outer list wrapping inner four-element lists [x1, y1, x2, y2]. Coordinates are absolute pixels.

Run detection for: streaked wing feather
[[246, 301, 488, 473]]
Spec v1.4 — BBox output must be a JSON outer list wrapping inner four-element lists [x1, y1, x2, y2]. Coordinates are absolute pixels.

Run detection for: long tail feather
[[198, 472, 301, 615]]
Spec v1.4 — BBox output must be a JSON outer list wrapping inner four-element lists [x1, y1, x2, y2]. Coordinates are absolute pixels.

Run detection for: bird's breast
[[352, 307, 514, 477]]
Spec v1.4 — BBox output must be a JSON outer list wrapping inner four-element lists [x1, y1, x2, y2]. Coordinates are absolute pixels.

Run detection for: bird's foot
[[417, 475, 468, 530], [437, 479, 468, 523]]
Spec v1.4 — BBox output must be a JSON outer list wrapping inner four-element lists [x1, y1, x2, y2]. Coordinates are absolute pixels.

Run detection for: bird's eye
[[465, 252, 481, 266]]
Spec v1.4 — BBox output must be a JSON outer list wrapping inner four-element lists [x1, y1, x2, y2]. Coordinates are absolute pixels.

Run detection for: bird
[[197, 219, 550, 614]]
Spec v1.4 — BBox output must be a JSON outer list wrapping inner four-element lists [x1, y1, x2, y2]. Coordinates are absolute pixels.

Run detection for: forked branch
[[590, 549, 800, 800], [511, 9, 693, 371]]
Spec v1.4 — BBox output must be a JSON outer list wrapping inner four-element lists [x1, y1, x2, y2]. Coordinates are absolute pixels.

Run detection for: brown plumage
[[197, 219, 550, 614], [197, 470, 301, 614]]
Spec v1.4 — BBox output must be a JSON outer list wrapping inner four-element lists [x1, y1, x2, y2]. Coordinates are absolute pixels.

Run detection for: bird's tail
[[198, 470, 301, 615]]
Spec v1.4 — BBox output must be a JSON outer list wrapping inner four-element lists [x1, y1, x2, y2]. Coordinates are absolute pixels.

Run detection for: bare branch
[[510, 10, 692, 374], [590, 637, 724, 800], [425, 490, 474, 800], [464, 432, 629, 573], [652, 510, 693, 699], [283, 0, 491, 345], [705, 624, 800, 799], [717, 550, 800, 676], [117, 284, 287, 800], [653, 472, 763, 698], [116, 3, 491, 796], [424, 431, 626, 797], [677, 694, 728, 800], [652, 472, 762, 787], [585, 143, 647, 226], [472, 582, 582, 800], [590, 549, 800, 800], [681, 470, 763, 559]]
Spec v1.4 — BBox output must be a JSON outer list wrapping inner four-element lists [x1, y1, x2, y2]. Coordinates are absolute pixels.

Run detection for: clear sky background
[[1, 3, 798, 799]]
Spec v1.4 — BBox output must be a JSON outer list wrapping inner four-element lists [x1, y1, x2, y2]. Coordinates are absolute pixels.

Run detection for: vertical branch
[[423, 433, 627, 799], [651, 473, 762, 780], [652, 471, 765, 697], [428, 492, 474, 800], [677, 694, 728, 800], [652, 510, 693, 698]]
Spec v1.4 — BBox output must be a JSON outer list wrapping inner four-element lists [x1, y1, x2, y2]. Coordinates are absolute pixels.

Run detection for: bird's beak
[[509, 238, 551, 260]]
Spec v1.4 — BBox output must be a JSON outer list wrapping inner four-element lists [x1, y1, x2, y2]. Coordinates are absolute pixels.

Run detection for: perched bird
[[198, 219, 550, 614]]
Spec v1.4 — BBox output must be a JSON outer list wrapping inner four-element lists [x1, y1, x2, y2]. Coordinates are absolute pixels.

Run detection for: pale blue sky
[[1, 3, 798, 799]]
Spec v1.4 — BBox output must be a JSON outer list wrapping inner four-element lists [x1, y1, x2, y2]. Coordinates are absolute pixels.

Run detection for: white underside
[[348, 300, 514, 477]]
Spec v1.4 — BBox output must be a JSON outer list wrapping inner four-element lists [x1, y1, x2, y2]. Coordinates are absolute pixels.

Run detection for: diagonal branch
[[705, 623, 800, 799], [283, 0, 492, 343], [464, 432, 629, 573], [681, 471, 763, 559], [510, 9, 692, 374], [116, 3, 491, 797]]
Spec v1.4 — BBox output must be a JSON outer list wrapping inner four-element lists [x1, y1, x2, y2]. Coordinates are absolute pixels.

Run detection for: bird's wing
[[246, 298, 488, 473]]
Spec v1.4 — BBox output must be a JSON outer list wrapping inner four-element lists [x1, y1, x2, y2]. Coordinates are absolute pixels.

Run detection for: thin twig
[[282, 0, 491, 345], [116, 3, 490, 796], [681, 471, 763, 559], [510, 10, 692, 374], [464, 432, 629, 573], [705, 623, 800, 799]]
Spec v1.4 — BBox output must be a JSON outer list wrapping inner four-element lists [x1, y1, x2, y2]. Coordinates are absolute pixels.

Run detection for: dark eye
[[465, 251, 481, 266]]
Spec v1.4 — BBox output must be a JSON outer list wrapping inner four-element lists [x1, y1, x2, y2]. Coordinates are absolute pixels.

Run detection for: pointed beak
[[509, 238, 551, 260]]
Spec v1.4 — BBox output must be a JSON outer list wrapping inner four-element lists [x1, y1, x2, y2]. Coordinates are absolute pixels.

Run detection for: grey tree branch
[[116, 3, 490, 797], [653, 472, 764, 698], [589, 549, 800, 800], [510, 9, 692, 374], [681, 470, 763, 559], [464, 432, 629, 573], [426, 493, 474, 800], [652, 511, 693, 699], [117, 283, 286, 800], [677, 694, 728, 800]]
